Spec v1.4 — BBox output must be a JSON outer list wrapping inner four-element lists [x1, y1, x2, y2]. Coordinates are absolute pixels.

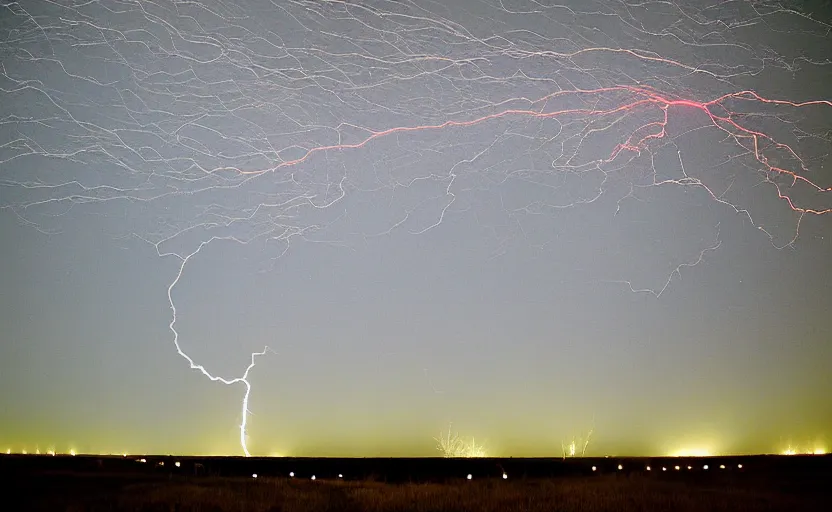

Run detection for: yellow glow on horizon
[[813, 448, 826, 455], [670, 448, 712, 457], [70, 449, 76, 456]]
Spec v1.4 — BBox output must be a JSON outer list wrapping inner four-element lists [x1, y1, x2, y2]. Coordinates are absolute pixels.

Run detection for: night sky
[[1, 0, 830, 458]]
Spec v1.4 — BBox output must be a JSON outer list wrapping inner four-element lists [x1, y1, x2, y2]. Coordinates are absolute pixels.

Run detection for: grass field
[[9, 471, 831, 512]]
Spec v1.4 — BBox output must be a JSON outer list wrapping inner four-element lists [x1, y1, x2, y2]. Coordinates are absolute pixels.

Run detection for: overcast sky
[[1, 0, 830, 457]]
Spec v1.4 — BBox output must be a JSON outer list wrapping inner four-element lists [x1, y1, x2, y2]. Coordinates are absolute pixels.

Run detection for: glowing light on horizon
[[252, 473, 258, 479], [175, 462, 181, 467], [69, 449, 76, 456], [814, 448, 826, 455], [435, 424, 487, 458], [591, 466, 597, 472], [311, 475, 316, 481], [289, 472, 294, 478], [467, 474, 472, 480], [670, 448, 712, 457], [503, 472, 508, 479]]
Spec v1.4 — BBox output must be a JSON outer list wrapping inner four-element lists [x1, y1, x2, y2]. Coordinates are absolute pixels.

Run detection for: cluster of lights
[[782, 447, 826, 456]]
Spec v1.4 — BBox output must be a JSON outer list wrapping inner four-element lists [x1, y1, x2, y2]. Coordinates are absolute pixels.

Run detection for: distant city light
[[289, 472, 294, 477], [674, 466, 680, 470], [252, 473, 258, 479], [338, 474, 343, 478], [703, 465, 709, 470], [646, 466, 651, 471], [814, 448, 826, 455], [617, 464, 623, 470], [737, 464, 743, 469], [670, 448, 712, 457], [466, 474, 472, 480], [175, 462, 181, 467], [591, 466, 596, 471], [139, 458, 146, 463], [70, 449, 76, 456], [719, 465, 725, 469], [22, 450, 27, 455], [4, 449, 9, 455], [311, 475, 316, 481], [502, 472, 508, 479], [687, 466, 692, 470], [662, 467, 667, 471]]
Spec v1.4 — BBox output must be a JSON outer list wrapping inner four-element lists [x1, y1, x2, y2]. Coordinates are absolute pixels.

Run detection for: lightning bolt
[[160, 236, 274, 457]]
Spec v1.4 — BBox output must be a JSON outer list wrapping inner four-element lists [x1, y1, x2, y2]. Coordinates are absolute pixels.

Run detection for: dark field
[[3, 455, 831, 511]]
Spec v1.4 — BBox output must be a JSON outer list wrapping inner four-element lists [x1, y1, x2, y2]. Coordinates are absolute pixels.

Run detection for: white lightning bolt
[[161, 236, 273, 457]]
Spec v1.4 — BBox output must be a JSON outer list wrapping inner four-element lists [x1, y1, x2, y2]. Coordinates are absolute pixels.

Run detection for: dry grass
[[15, 471, 830, 512]]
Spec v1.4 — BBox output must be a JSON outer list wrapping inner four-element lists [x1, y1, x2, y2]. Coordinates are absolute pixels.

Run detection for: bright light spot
[[4, 449, 9, 455], [646, 466, 651, 471], [662, 467, 667, 472], [617, 464, 623, 470], [591, 466, 596, 471], [311, 475, 316, 481], [22, 450, 26, 455], [47, 450, 54, 456], [813, 448, 826, 455], [687, 466, 692, 470], [139, 458, 146, 463], [674, 466, 680, 471], [252, 473, 258, 479], [703, 465, 709, 470], [70, 449, 76, 456], [158, 461, 164, 467], [123, 453, 127, 457], [338, 474, 343, 478], [174, 462, 181, 468], [467, 474, 472, 480], [502, 472, 508, 479], [737, 464, 743, 469], [36, 449, 40, 455], [671, 448, 712, 457], [289, 472, 294, 477], [719, 465, 725, 469]]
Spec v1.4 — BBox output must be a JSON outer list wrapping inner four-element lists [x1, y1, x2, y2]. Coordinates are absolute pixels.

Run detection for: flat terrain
[[3, 456, 830, 511], [4, 470, 831, 511]]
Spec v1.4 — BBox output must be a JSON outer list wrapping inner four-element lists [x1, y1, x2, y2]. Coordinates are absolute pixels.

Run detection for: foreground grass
[[17, 472, 831, 512]]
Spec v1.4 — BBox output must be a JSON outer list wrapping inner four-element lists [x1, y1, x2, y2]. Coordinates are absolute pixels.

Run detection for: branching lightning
[[435, 424, 487, 458], [1, 0, 830, 455]]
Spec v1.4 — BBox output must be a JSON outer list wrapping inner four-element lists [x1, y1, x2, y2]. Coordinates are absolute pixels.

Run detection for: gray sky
[[1, 0, 830, 458]]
